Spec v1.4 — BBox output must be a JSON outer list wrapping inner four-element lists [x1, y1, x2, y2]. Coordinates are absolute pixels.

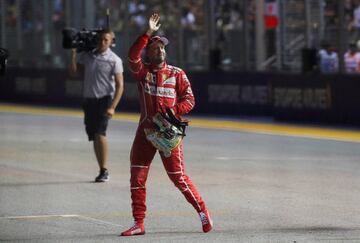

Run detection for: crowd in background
[[318, 40, 360, 74], [3, 0, 360, 73], [2, 0, 243, 38], [3, 0, 360, 39], [318, 0, 360, 74], [1, 0, 244, 69]]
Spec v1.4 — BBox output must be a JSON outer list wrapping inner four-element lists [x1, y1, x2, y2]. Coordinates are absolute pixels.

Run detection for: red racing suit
[[128, 33, 206, 223]]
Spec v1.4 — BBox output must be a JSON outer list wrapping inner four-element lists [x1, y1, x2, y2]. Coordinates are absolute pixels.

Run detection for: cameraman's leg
[[94, 133, 108, 170], [83, 99, 96, 142], [94, 96, 111, 170], [83, 97, 110, 181]]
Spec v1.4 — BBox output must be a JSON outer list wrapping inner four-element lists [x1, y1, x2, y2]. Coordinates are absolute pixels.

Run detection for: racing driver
[[120, 13, 213, 236]]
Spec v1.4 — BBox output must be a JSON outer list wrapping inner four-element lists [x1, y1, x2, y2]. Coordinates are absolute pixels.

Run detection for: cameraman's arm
[[69, 49, 83, 76], [105, 73, 124, 118]]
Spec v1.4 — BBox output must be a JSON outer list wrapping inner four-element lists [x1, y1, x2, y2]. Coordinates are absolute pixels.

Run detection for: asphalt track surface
[[1, 103, 360, 242]]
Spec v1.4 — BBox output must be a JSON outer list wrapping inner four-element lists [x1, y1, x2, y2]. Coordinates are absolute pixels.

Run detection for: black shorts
[[83, 95, 112, 141]]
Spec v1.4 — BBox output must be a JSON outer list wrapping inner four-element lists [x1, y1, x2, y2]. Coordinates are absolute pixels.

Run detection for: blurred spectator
[[181, 7, 196, 30], [318, 41, 339, 73], [128, 0, 146, 15], [20, 1, 33, 33], [344, 41, 360, 73], [349, 2, 360, 42], [161, 2, 178, 29], [128, 0, 147, 30], [345, 0, 355, 25], [129, 13, 147, 29], [52, 0, 65, 31], [216, 1, 243, 31], [5, 0, 17, 28], [324, 0, 337, 26], [110, 2, 126, 32]]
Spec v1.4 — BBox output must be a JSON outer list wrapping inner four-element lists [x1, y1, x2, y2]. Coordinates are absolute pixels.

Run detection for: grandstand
[[0, 0, 355, 72]]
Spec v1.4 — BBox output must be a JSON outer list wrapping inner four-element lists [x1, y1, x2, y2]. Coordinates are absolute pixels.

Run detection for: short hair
[[99, 28, 115, 44], [100, 28, 115, 39]]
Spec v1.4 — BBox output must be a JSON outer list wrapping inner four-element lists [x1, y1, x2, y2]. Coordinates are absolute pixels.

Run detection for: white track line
[[77, 215, 124, 227], [0, 214, 124, 228], [1, 214, 79, 219]]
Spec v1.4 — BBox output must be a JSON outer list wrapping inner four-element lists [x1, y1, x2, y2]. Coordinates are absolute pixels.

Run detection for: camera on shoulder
[[0, 48, 9, 76], [62, 9, 114, 53], [62, 28, 104, 53]]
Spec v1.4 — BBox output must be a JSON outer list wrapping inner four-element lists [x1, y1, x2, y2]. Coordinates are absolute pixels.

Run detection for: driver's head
[[146, 36, 169, 65]]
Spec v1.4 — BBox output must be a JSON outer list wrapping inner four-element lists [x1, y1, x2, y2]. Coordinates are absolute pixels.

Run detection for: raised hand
[[148, 13, 161, 32]]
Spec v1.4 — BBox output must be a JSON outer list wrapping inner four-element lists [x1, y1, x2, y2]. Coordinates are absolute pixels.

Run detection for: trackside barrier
[[1, 68, 360, 126]]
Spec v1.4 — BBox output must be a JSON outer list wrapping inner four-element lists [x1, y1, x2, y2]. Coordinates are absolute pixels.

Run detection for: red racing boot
[[199, 208, 213, 233], [120, 222, 145, 236]]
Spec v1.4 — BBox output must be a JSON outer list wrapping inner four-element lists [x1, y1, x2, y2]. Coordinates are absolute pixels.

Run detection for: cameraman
[[70, 29, 124, 182]]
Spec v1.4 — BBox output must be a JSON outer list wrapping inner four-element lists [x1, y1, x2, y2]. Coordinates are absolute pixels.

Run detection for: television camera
[[62, 9, 114, 53], [62, 28, 112, 53]]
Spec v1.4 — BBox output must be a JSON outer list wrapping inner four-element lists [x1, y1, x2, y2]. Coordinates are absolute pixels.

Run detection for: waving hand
[[147, 13, 161, 35]]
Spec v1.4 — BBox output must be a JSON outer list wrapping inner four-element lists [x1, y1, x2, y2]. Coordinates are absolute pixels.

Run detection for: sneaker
[[199, 209, 213, 233], [120, 222, 145, 236], [95, 169, 109, 182]]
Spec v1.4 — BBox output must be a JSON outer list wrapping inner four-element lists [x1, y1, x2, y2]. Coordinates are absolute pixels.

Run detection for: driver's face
[[147, 42, 166, 65]]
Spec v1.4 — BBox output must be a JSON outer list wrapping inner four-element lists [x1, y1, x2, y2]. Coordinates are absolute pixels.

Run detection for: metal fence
[[0, 0, 354, 72]]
